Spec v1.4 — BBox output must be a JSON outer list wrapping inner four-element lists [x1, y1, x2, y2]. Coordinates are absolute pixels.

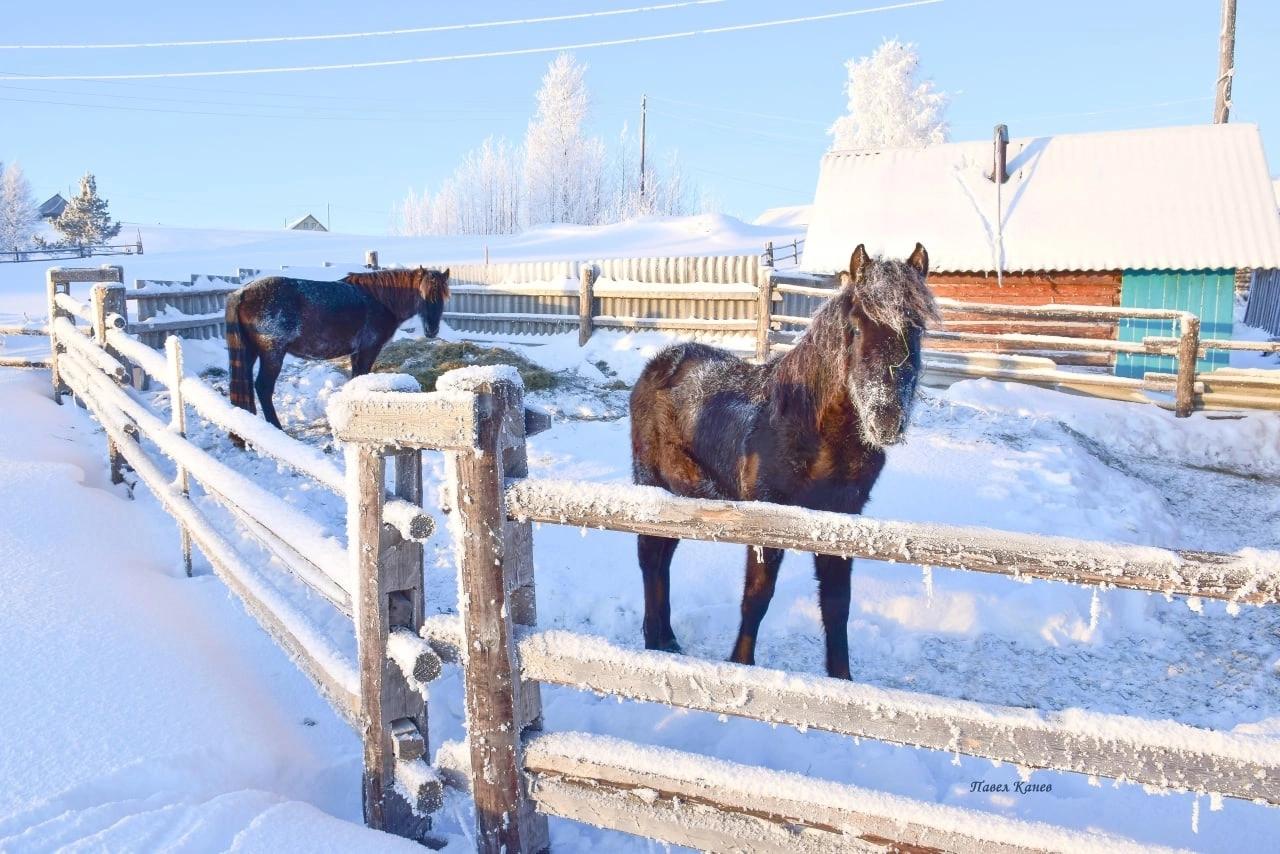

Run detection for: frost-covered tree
[[54, 172, 121, 247], [395, 137, 521, 236], [828, 39, 949, 151], [604, 123, 699, 221], [523, 53, 606, 226], [0, 162, 39, 251]]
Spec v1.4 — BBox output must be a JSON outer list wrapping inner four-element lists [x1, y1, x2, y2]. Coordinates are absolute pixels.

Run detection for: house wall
[[927, 270, 1123, 366], [1115, 269, 1236, 378]]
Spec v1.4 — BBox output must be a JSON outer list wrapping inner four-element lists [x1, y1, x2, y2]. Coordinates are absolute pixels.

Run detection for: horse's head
[[839, 243, 937, 448], [415, 266, 450, 338]]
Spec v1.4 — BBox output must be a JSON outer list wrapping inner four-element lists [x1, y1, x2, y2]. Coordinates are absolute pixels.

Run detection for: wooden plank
[[57, 356, 361, 724], [0, 325, 48, 336], [755, 271, 773, 362], [329, 389, 482, 450], [935, 298, 1191, 324], [503, 478, 1280, 603], [52, 317, 126, 384], [53, 291, 96, 325], [927, 330, 1143, 354], [519, 630, 1280, 805], [578, 264, 594, 347], [0, 356, 50, 369], [451, 388, 543, 854], [48, 265, 125, 284], [351, 444, 434, 840], [524, 732, 1173, 854]]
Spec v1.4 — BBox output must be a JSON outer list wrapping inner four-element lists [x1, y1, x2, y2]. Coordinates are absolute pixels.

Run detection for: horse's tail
[[225, 290, 257, 415]]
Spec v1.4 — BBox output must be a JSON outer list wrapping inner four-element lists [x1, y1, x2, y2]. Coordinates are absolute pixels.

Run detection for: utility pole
[[327, 202, 332, 231], [1214, 0, 1237, 123], [639, 94, 648, 200]]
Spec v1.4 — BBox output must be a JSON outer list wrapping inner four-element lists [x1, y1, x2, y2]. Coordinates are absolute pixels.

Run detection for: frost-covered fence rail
[[0, 322, 49, 369], [484, 475, 1280, 849]]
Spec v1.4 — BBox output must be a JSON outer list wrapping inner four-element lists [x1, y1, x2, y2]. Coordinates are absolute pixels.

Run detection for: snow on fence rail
[[328, 372, 1275, 853]]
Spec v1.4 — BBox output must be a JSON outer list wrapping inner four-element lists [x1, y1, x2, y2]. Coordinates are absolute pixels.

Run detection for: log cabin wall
[[928, 270, 1123, 366]]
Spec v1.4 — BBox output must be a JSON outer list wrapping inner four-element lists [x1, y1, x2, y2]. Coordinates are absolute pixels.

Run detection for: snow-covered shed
[[287, 213, 328, 232], [803, 123, 1280, 375]]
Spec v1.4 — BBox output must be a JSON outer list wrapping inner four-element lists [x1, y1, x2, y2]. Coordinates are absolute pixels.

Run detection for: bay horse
[[629, 244, 936, 679], [225, 267, 449, 428]]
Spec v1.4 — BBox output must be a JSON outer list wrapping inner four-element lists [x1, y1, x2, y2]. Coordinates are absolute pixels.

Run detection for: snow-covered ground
[[2, 218, 1279, 851]]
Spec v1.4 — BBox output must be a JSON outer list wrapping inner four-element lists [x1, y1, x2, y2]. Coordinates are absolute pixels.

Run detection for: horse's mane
[[769, 257, 937, 416], [341, 268, 449, 317]]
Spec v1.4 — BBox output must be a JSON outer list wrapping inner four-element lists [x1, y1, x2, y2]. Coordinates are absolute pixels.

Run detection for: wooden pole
[[365, 250, 379, 270], [578, 263, 596, 347], [46, 269, 70, 403], [166, 336, 193, 576], [350, 442, 437, 841], [755, 267, 774, 362], [763, 240, 774, 267], [639, 93, 648, 200], [450, 376, 548, 854], [1214, 0, 1237, 123], [1175, 313, 1201, 417]]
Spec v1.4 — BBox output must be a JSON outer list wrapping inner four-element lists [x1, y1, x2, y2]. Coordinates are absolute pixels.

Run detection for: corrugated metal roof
[[803, 123, 1280, 274]]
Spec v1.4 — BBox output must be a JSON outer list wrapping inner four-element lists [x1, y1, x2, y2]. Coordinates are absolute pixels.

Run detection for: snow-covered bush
[[829, 39, 949, 151]]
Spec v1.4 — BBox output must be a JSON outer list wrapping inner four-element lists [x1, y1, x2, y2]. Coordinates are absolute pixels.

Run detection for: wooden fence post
[[47, 269, 70, 403], [1175, 313, 1201, 418], [447, 372, 549, 854], [365, 250, 379, 270], [764, 240, 774, 267], [578, 263, 596, 347], [350, 440, 437, 841], [166, 336, 193, 575], [755, 267, 775, 362]]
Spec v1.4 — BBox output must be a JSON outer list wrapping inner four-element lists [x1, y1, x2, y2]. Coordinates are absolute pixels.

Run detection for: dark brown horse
[[630, 244, 936, 678], [225, 267, 449, 427]]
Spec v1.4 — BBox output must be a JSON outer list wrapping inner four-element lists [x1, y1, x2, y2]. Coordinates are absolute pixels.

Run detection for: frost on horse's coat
[[224, 267, 449, 434], [629, 244, 937, 678]]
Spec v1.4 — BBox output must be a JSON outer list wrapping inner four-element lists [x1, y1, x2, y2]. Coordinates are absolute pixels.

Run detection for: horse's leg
[[254, 351, 285, 428], [637, 534, 681, 652], [729, 546, 784, 666], [350, 345, 378, 378], [814, 554, 853, 679]]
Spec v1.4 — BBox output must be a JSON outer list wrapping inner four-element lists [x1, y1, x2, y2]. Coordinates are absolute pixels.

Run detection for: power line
[[687, 165, 809, 195], [648, 95, 828, 127], [648, 108, 821, 143], [0, 93, 522, 123], [0, 81, 528, 116], [1, 1, 944, 81], [0, 1, 727, 50]]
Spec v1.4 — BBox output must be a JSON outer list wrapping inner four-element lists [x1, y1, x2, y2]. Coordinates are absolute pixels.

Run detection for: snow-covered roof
[[753, 204, 811, 229], [804, 123, 1280, 274]]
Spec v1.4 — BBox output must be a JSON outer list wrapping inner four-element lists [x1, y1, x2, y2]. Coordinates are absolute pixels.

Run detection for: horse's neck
[[354, 279, 421, 321], [766, 309, 853, 422]]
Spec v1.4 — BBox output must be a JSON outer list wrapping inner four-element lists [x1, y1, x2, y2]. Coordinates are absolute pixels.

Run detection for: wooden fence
[[0, 237, 143, 264], [14, 266, 1280, 851], [336, 375, 1280, 853]]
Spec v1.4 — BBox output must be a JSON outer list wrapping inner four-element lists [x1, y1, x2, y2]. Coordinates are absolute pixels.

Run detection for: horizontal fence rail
[[504, 479, 1280, 604]]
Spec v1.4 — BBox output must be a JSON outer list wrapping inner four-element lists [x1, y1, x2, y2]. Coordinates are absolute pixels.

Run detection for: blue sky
[[3, 1, 1277, 234]]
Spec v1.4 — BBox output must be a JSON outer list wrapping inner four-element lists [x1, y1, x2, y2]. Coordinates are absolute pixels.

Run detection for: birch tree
[[523, 53, 606, 226], [829, 39, 949, 151], [0, 162, 39, 251]]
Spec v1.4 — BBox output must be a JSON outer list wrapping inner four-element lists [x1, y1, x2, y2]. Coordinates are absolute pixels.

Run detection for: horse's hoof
[[659, 638, 683, 654]]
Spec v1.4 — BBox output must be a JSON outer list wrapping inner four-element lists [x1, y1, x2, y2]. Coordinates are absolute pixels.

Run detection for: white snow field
[[1, 217, 1279, 852]]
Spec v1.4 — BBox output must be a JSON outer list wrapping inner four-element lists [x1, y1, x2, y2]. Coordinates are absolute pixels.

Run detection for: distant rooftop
[[804, 123, 1280, 274]]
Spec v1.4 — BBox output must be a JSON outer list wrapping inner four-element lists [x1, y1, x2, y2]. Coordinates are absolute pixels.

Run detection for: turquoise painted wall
[[1114, 269, 1235, 379]]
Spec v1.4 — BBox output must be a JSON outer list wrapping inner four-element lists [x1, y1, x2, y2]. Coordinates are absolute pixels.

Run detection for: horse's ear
[[848, 244, 870, 285], [907, 242, 929, 278], [441, 267, 450, 279]]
